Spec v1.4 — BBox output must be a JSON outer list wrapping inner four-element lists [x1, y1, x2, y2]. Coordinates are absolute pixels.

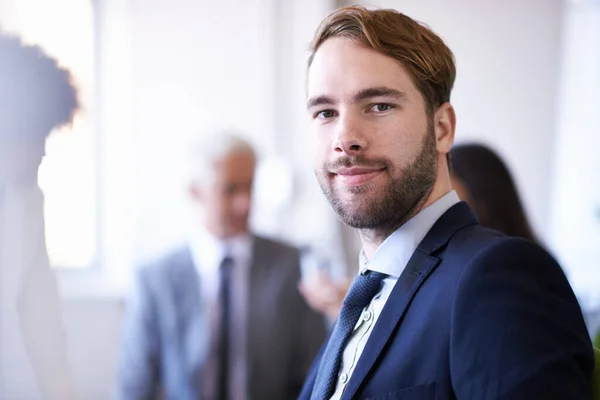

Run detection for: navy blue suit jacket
[[299, 202, 593, 400]]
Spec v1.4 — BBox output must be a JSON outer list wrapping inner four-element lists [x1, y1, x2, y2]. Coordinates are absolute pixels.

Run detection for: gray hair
[[188, 129, 257, 185]]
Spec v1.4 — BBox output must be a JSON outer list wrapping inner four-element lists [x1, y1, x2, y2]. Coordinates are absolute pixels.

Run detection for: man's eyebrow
[[353, 87, 408, 102], [306, 87, 407, 109], [306, 95, 335, 109]]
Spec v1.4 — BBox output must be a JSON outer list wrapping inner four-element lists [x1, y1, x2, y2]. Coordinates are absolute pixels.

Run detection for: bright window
[[0, 0, 97, 268]]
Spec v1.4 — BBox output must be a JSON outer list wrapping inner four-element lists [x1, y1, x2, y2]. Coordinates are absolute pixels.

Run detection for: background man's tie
[[216, 255, 234, 400]]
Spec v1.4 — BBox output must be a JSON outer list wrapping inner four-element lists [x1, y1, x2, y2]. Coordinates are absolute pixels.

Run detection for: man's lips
[[331, 167, 385, 186]]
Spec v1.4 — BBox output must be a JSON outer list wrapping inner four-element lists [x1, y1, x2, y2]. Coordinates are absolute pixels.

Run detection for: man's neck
[[202, 225, 250, 243], [359, 197, 426, 259], [359, 185, 451, 260]]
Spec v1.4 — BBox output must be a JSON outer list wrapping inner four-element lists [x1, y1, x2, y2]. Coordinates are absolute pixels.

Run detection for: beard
[[316, 125, 438, 232]]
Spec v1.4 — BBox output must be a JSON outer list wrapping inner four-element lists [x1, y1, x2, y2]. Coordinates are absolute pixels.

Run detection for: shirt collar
[[359, 190, 460, 278], [189, 227, 253, 276]]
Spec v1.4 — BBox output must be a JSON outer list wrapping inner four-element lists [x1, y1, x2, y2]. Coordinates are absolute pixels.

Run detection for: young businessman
[[300, 6, 593, 400]]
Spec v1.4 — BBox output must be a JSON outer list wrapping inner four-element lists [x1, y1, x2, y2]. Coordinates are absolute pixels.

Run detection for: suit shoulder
[[135, 246, 192, 283], [254, 235, 300, 257], [451, 225, 545, 259], [451, 227, 564, 280], [472, 233, 555, 266]]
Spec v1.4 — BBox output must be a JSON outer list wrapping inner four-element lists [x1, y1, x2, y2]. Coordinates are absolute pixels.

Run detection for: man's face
[[191, 152, 255, 238], [307, 37, 438, 230]]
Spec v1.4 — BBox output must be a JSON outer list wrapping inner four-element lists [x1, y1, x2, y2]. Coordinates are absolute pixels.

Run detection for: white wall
[[130, 0, 278, 261], [550, 1, 600, 301]]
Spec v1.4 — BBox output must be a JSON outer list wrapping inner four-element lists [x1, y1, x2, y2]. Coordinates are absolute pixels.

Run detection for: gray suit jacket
[[115, 235, 327, 400]]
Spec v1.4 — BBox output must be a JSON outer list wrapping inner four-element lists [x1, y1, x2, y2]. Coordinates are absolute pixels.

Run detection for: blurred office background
[[0, 0, 599, 398]]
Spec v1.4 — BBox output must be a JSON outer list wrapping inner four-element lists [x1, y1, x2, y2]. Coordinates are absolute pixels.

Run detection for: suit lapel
[[169, 248, 206, 382], [246, 236, 267, 385], [342, 202, 479, 399]]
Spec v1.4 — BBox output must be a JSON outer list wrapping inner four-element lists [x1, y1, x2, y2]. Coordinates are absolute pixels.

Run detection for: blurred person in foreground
[[0, 31, 78, 399], [299, 6, 592, 400], [116, 132, 326, 400], [450, 142, 539, 245]]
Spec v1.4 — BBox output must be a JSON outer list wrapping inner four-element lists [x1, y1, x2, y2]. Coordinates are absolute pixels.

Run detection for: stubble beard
[[317, 127, 438, 240]]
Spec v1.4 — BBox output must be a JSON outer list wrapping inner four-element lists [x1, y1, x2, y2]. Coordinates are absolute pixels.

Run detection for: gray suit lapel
[[168, 248, 207, 387], [247, 237, 262, 376], [246, 236, 274, 386]]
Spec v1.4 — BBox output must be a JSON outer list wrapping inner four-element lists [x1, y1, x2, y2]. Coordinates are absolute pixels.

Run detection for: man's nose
[[233, 190, 252, 214], [331, 113, 367, 155]]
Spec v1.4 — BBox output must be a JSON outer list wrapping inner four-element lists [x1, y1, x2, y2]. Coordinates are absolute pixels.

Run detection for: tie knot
[[220, 255, 234, 269], [221, 254, 233, 267], [310, 270, 387, 400], [343, 270, 387, 309]]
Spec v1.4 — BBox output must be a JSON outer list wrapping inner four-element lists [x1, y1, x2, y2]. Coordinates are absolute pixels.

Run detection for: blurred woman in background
[[450, 143, 540, 244]]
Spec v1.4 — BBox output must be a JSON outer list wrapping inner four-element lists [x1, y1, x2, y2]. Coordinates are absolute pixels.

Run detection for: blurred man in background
[[116, 131, 326, 400]]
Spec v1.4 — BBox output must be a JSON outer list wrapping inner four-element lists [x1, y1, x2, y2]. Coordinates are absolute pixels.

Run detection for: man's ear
[[434, 102, 456, 155]]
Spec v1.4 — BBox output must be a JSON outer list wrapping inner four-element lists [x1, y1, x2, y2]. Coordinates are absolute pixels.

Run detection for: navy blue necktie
[[311, 270, 387, 400], [216, 255, 234, 400]]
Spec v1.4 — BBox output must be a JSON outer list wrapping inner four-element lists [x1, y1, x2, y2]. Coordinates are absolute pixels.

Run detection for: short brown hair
[[308, 6, 456, 115]]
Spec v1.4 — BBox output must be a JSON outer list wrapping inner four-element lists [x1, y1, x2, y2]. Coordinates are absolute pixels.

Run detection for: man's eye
[[316, 110, 336, 119], [370, 104, 392, 112]]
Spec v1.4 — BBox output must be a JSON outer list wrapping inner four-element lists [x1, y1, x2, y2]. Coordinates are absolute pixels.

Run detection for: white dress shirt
[[329, 190, 460, 399], [189, 228, 253, 400]]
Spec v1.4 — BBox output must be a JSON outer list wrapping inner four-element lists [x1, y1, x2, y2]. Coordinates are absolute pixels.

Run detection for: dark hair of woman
[[450, 143, 539, 244]]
